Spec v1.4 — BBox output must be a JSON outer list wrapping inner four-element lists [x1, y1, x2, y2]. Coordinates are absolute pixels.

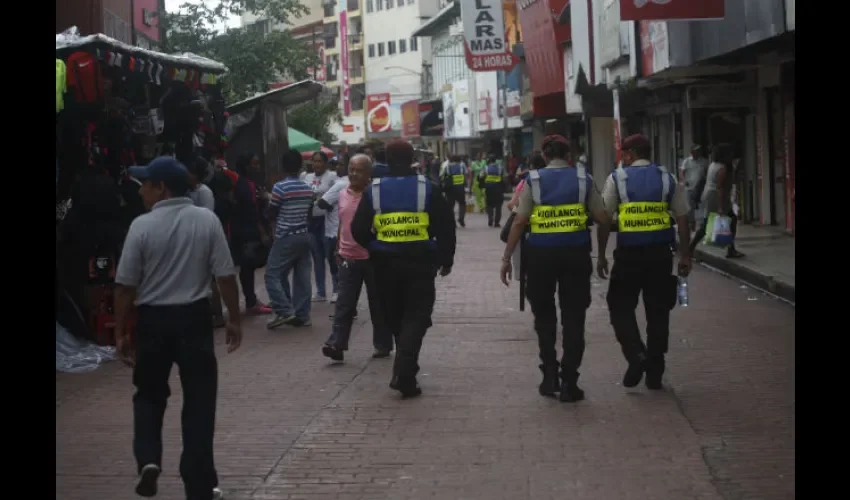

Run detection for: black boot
[[623, 352, 647, 388], [559, 370, 585, 403], [390, 375, 422, 399], [538, 364, 559, 398], [645, 355, 665, 390]]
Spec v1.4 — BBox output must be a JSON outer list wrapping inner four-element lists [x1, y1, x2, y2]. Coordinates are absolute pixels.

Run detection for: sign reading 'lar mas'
[[460, 0, 519, 72]]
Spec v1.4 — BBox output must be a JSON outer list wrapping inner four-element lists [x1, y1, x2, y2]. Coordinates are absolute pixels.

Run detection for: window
[[385, 0, 393, 9], [399, 39, 407, 53], [376, 0, 383, 11], [323, 4, 335, 16], [347, 0, 360, 11], [410, 37, 418, 51], [388, 40, 396, 55], [407, 0, 415, 4], [368, 43, 375, 57], [378, 42, 385, 56], [366, 0, 373, 12], [397, 0, 404, 6]]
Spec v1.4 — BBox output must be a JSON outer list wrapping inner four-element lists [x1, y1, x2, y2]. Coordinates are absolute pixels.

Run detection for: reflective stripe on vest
[[527, 166, 592, 247], [485, 164, 502, 184], [371, 175, 430, 243], [613, 165, 675, 246]]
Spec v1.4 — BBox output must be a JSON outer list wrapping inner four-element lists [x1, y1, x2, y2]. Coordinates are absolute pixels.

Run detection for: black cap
[[129, 156, 191, 195]]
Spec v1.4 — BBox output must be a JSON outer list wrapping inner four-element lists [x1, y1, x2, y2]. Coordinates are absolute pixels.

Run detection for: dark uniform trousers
[[133, 299, 219, 500], [606, 244, 678, 374], [484, 186, 504, 226], [450, 187, 466, 224], [372, 254, 436, 380], [327, 258, 393, 351], [525, 246, 593, 379]]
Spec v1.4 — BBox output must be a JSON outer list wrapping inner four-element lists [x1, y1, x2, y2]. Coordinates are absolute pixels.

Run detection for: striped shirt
[[269, 176, 313, 238]]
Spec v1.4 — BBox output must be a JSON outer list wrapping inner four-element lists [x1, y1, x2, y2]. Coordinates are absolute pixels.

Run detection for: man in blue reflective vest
[[500, 135, 610, 402], [478, 155, 506, 227], [596, 134, 692, 391], [441, 155, 469, 227], [351, 140, 457, 398]]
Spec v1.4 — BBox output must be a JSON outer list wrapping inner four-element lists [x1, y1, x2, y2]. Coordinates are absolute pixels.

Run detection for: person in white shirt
[[679, 145, 709, 228], [303, 152, 339, 302], [317, 159, 350, 307]]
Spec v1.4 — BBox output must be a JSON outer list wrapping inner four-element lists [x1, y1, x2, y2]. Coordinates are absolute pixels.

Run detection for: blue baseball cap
[[129, 156, 191, 195]]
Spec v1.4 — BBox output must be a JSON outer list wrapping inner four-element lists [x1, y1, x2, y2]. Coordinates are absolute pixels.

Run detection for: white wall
[[569, 0, 593, 86], [240, 0, 325, 29]]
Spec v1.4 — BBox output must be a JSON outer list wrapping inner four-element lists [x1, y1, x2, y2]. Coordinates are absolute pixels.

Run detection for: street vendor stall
[[55, 27, 229, 346], [225, 80, 325, 186]]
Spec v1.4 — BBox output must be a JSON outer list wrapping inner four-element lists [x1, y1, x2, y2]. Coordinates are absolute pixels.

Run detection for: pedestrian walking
[[689, 143, 745, 259], [265, 149, 315, 328], [321, 154, 394, 361], [471, 152, 487, 212], [500, 135, 610, 402], [596, 134, 692, 391], [679, 144, 709, 229], [304, 151, 339, 302], [441, 155, 469, 227], [114, 156, 242, 500], [351, 140, 456, 398], [231, 153, 274, 315], [479, 155, 507, 227]]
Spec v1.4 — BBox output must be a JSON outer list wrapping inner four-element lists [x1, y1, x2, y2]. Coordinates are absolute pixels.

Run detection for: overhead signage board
[[620, 0, 725, 21], [460, 0, 519, 72]]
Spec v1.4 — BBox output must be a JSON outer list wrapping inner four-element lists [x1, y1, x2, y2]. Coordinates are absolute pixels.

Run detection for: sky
[[164, 0, 241, 30]]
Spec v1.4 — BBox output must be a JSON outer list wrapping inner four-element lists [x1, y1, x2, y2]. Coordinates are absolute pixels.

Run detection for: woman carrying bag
[[232, 153, 273, 314]]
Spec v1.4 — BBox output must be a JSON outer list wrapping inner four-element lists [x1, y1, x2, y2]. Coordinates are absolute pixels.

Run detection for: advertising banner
[[367, 93, 392, 133], [401, 100, 421, 138], [475, 71, 522, 132], [459, 0, 519, 72], [621, 0, 725, 21], [338, 0, 350, 115], [639, 21, 670, 77], [442, 80, 474, 139]]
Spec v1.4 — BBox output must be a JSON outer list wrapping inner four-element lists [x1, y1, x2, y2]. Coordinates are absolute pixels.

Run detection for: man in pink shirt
[[322, 155, 392, 361]]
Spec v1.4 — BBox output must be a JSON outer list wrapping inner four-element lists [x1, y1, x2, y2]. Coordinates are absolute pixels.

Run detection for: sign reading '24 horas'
[[460, 0, 518, 72]]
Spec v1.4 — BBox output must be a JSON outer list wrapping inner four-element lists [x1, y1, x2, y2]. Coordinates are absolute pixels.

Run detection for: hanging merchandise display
[[55, 27, 229, 351]]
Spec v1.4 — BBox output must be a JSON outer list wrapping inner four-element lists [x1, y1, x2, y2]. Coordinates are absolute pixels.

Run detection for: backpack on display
[[66, 51, 103, 104]]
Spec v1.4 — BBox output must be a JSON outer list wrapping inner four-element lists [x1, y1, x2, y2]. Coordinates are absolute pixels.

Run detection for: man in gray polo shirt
[[114, 157, 242, 500]]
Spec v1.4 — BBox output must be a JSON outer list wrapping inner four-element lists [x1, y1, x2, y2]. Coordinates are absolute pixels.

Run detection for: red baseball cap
[[541, 135, 570, 148], [620, 134, 651, 151]]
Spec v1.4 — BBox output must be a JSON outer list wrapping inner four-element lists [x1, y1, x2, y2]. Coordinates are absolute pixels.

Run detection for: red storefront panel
[[518, 0, 565, 97]]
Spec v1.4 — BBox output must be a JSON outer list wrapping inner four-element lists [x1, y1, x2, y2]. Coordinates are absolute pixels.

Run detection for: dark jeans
[[690, 211, 739, 254], [308, 217, 338, 297], [325, 258, 393, 351], [373, 255, 436, 380], [265, 233, 313, 320], [133, 300, 218, 500], [450, 188, 466, 224], [606, 247, 677, 367], [239, 266, 258, 308], [485, 188, 503, 226], [525, 247, 592, 379]]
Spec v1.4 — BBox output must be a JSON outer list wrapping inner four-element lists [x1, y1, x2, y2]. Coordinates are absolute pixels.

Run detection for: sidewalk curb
[[695, 248, 795, 304]]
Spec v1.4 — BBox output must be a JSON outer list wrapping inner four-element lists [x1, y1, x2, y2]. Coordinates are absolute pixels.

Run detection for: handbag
[[500, 212, 516, 243], [241, 241, 270, 269]]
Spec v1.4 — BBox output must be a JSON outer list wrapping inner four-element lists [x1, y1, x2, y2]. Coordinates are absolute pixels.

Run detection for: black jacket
[[351, 166, 456, 269]]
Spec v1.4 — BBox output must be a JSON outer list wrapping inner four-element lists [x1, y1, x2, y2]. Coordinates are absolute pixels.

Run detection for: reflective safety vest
[[526, 166, 592, 248], [369, 174, 435, 253], [56, 59, 67, 114], [484, 163, 503, 184], [612, 164, 675, 247], [447, 163, 466, 186]]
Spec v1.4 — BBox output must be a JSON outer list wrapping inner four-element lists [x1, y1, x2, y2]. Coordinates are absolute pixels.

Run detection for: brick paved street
[[57, 212, 795, 500]]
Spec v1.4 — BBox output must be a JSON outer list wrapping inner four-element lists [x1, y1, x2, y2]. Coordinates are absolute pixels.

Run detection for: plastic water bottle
[[677, 276, 689, 308]]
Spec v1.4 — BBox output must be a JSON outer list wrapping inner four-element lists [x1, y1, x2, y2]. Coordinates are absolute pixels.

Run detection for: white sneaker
[[212, 488, 224, 500], [312, 294, 327, 302], [331, 292, 339, 303]]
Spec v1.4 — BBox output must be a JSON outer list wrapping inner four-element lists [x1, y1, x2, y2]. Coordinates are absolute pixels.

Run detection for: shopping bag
[[703, 212, 734, 246]]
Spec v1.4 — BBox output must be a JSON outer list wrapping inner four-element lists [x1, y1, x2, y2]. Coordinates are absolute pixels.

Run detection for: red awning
[[301, 145, 335, 160]]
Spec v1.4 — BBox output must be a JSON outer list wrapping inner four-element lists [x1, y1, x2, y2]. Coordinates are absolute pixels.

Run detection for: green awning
[[287, 127, 321, 152]]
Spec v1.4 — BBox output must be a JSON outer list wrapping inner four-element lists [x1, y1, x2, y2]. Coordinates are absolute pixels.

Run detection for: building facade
[[57, 0, 132, 44], [562, 0, 795, 234]]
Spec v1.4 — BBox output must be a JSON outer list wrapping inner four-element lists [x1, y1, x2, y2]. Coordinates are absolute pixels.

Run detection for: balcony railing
[[349, 66, 363, 79]]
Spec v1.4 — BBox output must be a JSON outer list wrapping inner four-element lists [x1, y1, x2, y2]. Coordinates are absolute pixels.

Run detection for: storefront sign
[[621, 0, 725, 21], [639, 21, 669, 77], [338, 1, 351, 115], [343, 124, 355, 133], [401, 100, 421, 137], [367, 93, 392, 133], [460, 0, 519, 72]]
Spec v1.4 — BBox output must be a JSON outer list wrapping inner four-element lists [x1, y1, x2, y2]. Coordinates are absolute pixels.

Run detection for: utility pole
[[501, 70, 510, 160]]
